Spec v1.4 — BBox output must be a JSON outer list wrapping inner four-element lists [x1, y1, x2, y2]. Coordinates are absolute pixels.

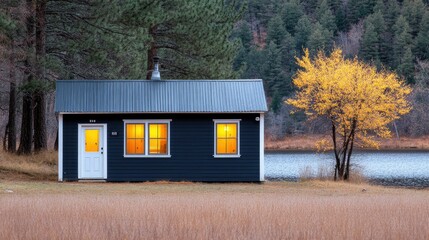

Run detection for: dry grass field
[[0, 150, 57, 181], [1, 181, 428, 240], [0, 150, 428, 239]]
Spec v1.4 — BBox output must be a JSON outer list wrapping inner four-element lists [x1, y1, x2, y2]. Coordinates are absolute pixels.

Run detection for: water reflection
[[265, 151, 429, 188]]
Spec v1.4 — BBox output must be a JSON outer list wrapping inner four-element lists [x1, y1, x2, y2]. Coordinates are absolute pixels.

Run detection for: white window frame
[[123, 119, 171, 158], [213, 119, 241, 158]]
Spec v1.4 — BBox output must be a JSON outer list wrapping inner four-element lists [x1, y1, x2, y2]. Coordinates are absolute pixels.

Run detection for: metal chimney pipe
[[151, 57, 161, 80]]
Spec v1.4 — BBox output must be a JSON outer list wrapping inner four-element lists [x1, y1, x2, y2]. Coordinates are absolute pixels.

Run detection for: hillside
[[231, 0, 429, 139]]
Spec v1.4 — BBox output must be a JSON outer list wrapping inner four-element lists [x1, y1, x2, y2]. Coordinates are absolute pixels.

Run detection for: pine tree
[[46, 0, 138, 79], [270, 91, 282, 114], [373, 0, 384, 13], [384, 0, 400, 29], [241, 46, 265, 79], [47, 0, 243, 80], [301, 0, 318, 13], [361, 22, 381, 64], [382, 0, 401, 67], [393, 15, 413, 68], [263, 41, 284, 97], [233, 42, 248, 73], [398, 46, 415, 83], [348, 0, 377, 24], [280, 31, 297, 71], [307, 22, 333, 56], [103, 0, 243, 80], [402, 0, 426, 37], [277, 32, 295, 97], [415, 11, 429, 59], [232, 22, 253, 72], [0, 3, 20, 153], [326, 0, 342, 13], [18, 0, 35, 155], [33, 0, 47, 152], [247, 0, 281, 26], [266, 14, 286, 46], [316, 0, 337, 33], [235, 22, 253, 51], [335, 4, 349, 32], [294, 15, 312, 50], [281, 0, 304, 35], [363, 11, 387, 66]]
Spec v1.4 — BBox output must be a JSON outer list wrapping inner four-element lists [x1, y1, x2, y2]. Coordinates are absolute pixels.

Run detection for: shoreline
[[265, 135, 429, 152], [265, 148, 429, 153]]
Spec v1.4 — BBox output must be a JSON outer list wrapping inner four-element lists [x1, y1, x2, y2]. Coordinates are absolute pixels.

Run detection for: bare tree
[[335, 21, 363, 57]]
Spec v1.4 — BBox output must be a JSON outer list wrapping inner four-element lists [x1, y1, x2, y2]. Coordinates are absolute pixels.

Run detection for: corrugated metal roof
[[55, 79, 267, 113]]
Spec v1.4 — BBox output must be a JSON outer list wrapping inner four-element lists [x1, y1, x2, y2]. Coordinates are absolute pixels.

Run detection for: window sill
[[124, 155, 171, 158], [213, 154, 241, 158]]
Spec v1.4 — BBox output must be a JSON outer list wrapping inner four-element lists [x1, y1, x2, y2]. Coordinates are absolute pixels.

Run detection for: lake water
[[265, 151, 429, 188]]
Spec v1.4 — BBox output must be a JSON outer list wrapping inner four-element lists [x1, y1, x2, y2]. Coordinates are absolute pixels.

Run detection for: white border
[[58, 114, 63, 181], [259, 113, 265, 181], [78, 124, 108, 179], [213, 119, 241, 158], [123, 119, 171, 158]]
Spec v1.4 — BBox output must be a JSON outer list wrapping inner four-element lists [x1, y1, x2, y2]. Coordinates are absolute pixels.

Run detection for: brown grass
[[266, 134, 329, 151], [0, 150, 57, 181], [299, 165, 367, 184], [266, 134, 429, 151], [0, 181, 428, 240]]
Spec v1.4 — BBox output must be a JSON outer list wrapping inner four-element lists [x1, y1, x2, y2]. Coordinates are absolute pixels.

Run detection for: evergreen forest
[[1, 0, 429, 153], [233, 0, 429, 139]]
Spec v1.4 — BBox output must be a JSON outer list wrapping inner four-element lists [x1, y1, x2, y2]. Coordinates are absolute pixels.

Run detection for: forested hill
[[231, 0, 429, 101], [1, 0, 429, 153]]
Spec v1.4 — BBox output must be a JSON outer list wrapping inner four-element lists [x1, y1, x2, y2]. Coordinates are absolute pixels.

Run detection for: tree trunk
[[344, 122, 356, 180], [3, 123, 9, 151], [18, 93, 33, 155], [54, 129, 58, 151], [146, 26, 157, 80], [33, 0, 47, 152], [6, 44, 17, 153], [331, 121, 340, 181], [33, 91, 46, 151], [332, 122, 357, 181], [18, 0, 35, 155]]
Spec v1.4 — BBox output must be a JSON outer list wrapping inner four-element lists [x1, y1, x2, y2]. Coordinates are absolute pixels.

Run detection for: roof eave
[[57, 111, 267, 114]]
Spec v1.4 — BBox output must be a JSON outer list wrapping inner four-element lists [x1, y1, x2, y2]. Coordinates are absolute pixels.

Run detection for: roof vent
[[151, 57, 161, 80]]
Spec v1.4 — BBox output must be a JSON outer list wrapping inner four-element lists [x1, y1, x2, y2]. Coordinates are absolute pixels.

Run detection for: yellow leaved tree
[[287, 48, 412, 181]]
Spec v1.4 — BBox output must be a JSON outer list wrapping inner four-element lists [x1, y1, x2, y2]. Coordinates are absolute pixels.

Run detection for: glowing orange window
[[85, 129, 100, 152], [216, 123, 238, 155], [149, 123, 168, 155], [126, 124, 145, 154]]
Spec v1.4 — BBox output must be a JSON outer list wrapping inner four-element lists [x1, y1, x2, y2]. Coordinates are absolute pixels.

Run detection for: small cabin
[[55, 78, 267, 182]]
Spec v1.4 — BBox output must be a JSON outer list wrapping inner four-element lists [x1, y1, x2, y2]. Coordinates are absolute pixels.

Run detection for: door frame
[[78, 124, 108, 179]]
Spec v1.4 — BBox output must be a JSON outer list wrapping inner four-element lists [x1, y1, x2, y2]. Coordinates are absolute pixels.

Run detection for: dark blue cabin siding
[[62, 113, 261, 181]]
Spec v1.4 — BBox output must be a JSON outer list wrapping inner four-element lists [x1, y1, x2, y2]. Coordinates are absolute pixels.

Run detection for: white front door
[[79, 125, 106, 179]]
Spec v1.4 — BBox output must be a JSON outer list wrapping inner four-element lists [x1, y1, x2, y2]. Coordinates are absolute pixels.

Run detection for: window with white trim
[[126, 123, 145, 154], [149, 123, 168, 155], [123, 120, 171, 157], [214, 119, 240, 157]]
